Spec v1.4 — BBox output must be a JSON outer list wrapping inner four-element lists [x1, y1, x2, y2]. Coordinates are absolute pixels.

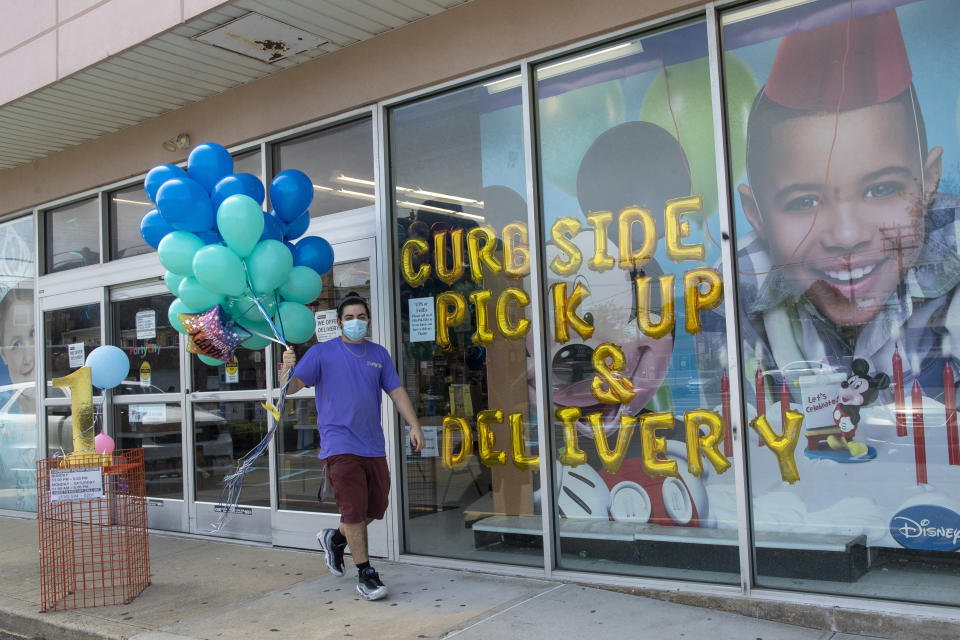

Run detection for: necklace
[[340, 338, 367, 359]]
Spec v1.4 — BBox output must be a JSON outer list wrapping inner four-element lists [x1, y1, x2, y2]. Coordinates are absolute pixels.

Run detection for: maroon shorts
[[324, 454, 390, 524]]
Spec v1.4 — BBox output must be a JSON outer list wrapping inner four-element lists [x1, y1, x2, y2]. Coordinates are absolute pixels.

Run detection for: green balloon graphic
[[640, 54, 757, 215], [539, 80, 626, 196]]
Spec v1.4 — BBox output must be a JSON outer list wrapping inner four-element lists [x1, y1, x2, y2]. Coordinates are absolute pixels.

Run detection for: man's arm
[[388, 386, 425, 452], [280, 347, 306, 394]]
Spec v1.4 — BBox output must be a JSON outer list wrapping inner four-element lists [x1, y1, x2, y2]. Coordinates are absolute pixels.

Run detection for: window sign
[[314, 309, 340, 342], [722, 0, 960, 604], [135, 310, 156, 340], [408, 297, 435, 342], [49, 467, 103, 502], [68, 343, 85, 368]]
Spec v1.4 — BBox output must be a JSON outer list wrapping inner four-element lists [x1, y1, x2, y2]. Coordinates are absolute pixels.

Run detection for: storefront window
[[273, 119, 374, 218], [193, 400, 270, 506], [192, 347, 264, 392], [109, 184, 153, 260], [0, 217, 36, 511], [390, 75, 542, 566], [724, 0, 960, 604], [233, 148, 262, 180], [113, 293, 180, 394], [537, 21, 737, 582], [44, 304, 101, 396], [44, 197, 100, 273], [114, 402, 183, 499]]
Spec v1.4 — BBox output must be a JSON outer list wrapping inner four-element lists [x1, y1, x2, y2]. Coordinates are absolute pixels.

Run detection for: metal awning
[[0, 0, 469, 171]]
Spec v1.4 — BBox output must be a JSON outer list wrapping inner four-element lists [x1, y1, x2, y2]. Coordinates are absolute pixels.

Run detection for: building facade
[[2, 0, 960, 624]]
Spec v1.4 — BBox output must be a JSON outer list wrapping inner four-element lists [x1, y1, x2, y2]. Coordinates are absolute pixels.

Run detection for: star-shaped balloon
[[180, 305, 250, 363]]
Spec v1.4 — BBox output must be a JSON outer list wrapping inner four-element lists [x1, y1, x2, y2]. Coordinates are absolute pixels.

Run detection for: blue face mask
[[342, 318, 367, 341]]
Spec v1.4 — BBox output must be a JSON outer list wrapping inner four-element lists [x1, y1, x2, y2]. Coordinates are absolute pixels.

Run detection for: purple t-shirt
[[292, 338, 402, 459]]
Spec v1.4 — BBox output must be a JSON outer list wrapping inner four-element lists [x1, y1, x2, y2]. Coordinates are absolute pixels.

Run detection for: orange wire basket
[[36, 448, 151, 612]]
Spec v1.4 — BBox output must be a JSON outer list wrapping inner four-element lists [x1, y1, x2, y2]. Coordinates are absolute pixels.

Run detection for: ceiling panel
[[0, 0, 470, 171]]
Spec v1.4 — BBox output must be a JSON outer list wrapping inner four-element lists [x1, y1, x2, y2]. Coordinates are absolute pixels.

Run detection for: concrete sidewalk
[[0, 515, 938, 640]]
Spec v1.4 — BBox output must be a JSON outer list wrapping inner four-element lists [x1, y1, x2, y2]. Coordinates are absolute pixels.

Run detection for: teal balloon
[[241, 334, 270, 350], [198, 354, 227, 366], [168, 298, 192, 334], [278, 266, 323, 304], [237, 316, 275, 344], [157, 231, 204, 276], [246, 239, 293, 294], [274, 301, 314, 344], [539, 80, 626, 197], [164, 270, 185, 296], [217, 194, 265, 257], [178, 277, 226, 312], [241, 295, 276, 323], [192, 245, 246, 297]]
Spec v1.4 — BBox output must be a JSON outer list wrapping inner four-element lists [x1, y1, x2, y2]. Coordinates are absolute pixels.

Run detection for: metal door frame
[[109, 280, 189, 533], [271, 223, 388, 555]]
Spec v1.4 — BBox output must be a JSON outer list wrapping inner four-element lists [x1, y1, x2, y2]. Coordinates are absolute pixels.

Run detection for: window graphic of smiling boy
[[734, 8, 959, 395]]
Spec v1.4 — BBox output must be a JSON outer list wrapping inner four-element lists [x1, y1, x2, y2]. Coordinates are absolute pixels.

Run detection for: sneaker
[[357, 567, 387, 601], [317, 528, 345, 577]]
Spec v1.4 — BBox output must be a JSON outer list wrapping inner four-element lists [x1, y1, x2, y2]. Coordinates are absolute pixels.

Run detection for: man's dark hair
[[337, 291, 370, 319], [744, 83, 928, 193]]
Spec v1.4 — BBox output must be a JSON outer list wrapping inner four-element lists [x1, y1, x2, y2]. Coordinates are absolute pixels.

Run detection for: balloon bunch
[[139, 142, 335, 362]]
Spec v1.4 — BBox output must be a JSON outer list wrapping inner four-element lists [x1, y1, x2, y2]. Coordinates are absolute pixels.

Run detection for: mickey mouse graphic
[[805, 358, 889, 460]]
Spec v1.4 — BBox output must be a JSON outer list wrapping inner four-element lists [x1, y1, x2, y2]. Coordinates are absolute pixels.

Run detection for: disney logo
[[890, 505, 960, 552], [892, 517, 960, 545]]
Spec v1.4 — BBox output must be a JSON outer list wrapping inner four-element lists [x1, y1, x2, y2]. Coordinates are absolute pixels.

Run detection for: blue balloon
[[139, 209, 174, 248], [85, 345, 131, 390], [197, 228, 223, 245], [292, 236, 334, 276], [269, 169, 314, 222], [260, 210, 284, 242], [144, 164, 188, 203], [187, 142, 234, 193], [156, 177, 215, 233], [284, 209, 310, 240], [237, 173, 266, 206], [212, 173, 266, 211], [211, 175, 247, 213]]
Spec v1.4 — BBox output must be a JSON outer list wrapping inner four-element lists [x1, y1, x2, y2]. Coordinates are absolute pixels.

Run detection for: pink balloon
[[94, 431, 116, 455]]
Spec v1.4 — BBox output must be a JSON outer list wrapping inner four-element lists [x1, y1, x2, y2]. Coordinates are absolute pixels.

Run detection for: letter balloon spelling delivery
[[140, 142, 334, 529]]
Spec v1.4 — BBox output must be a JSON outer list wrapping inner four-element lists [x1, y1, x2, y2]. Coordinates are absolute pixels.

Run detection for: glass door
[[40, 290, 103, 461], [110, 283, 188, 532], [271, 237, 387, 555]]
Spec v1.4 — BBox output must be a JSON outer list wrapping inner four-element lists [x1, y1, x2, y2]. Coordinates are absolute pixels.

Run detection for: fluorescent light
[[337, 189, 376, 200], [336, 174, 375, 186], [411, 189, 483, 207], [723, 0, 819, 25], [486, 41, 642, 94], [112, 198, 153, 207], [397, 200, 485, 221], [312, 184, 334, 192]]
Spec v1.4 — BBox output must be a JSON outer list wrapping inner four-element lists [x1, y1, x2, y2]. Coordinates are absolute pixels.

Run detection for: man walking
[[281, 291, 425, 601]]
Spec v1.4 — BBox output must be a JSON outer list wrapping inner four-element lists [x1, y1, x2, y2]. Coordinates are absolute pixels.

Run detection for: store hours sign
[[49, 467, 104, 502]]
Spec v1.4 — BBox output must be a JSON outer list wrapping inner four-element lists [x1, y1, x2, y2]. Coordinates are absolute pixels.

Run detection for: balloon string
[[207, 375, 293, 533], [241, 268, 288, 347], [244, 326, 287, 346]]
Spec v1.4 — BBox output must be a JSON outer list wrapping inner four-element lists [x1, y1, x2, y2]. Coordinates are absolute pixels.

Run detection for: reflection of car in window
[[39, 381, 233, 488]]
